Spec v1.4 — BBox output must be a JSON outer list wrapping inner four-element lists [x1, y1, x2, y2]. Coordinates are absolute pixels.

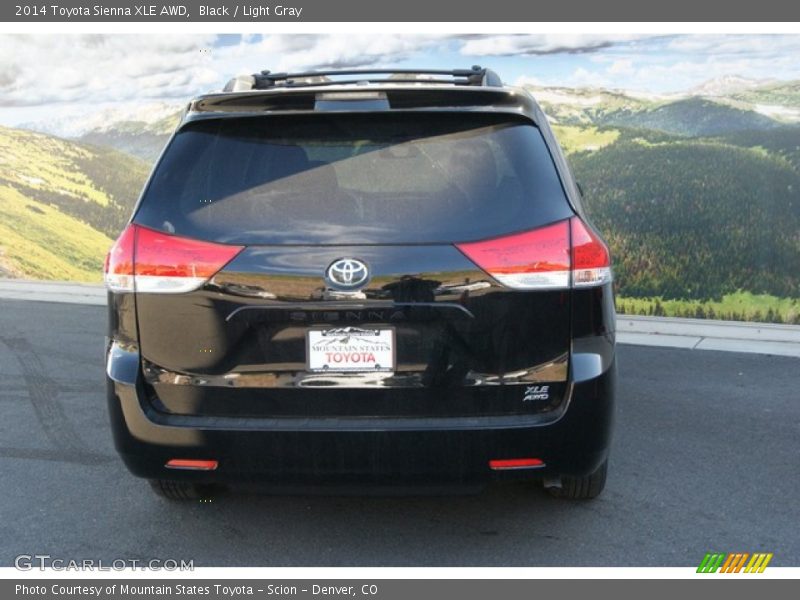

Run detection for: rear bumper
[[106, 343, 616, 487]]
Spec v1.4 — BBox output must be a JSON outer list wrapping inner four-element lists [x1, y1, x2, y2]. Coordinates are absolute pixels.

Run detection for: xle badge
[[523, 385, 550, 402]]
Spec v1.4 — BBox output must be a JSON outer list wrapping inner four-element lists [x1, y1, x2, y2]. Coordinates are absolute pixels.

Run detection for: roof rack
[[223, 66, 503, 92]]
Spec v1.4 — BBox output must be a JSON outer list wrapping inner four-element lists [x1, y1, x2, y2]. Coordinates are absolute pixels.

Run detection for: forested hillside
[[599, 98, 782, 136], [571, 136, 800, 301], [711, 126, 800, 171]]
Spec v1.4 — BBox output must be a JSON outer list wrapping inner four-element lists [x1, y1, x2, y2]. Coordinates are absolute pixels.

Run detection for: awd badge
[[523, 385, 550, 402]]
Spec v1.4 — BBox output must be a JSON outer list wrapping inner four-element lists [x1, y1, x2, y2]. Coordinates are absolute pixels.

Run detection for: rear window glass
[[134, 113, 572, 244]]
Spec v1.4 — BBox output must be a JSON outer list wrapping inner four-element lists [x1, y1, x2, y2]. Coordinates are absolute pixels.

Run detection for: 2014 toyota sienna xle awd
[[104, 67, 616, 500]]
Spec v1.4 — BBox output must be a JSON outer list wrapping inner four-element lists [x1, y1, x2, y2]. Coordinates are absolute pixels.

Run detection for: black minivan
[[104, 67, 616, 500]]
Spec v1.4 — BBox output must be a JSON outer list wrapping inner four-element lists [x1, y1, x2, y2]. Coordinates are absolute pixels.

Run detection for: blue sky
[[2, 34, 800, 126]]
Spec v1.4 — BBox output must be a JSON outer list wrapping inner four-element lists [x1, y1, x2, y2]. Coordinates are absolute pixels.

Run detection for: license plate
[[307, 327, 395, 372]]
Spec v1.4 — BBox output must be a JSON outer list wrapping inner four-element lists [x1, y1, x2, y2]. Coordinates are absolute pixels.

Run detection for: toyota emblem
[[325, 258, 370, 290]]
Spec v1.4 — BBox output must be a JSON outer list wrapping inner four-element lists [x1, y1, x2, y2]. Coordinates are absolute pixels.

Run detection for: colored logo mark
[[697, 552, 773, 573]]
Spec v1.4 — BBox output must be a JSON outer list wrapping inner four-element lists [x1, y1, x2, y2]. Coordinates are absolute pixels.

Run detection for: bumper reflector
[[489, 458, 545, 470], [165, 459, 218, 471]]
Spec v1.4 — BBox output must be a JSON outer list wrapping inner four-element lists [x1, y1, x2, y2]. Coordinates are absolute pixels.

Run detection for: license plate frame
[[306, 327, 396, 373]]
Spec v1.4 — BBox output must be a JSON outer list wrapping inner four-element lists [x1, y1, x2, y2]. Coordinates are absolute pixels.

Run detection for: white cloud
[[607, 59, 635, 75], [0, 34, 218, 107], [0, 33, 449, 109], [459, 34, 653, 57], [212, 34, 442, 74], [541, 35, 800, 93], [665, 34, 800, 57], [2, 33, 800, 118], [566, 67, 612, 88], [513, 75, 545, 87]]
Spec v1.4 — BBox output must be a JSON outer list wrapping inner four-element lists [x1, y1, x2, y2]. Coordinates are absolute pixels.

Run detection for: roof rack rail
[[223, 66, 503, 92]]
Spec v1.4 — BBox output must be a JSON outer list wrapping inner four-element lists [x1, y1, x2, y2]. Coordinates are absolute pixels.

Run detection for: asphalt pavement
[[0, 298, 798, 567]]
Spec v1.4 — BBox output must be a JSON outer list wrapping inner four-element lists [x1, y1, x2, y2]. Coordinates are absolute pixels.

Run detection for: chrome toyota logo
[[325, 258, 370, 290]]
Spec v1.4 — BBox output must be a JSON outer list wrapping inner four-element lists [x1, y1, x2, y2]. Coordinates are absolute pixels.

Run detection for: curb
[[617, 316, 800, 358], [2, 279, 799, 357], [0, 279, 106, 306]]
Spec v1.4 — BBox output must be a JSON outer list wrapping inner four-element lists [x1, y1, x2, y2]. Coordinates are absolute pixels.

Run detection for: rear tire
[[548, 459, 608, 499], [148, 479, 216, 501]]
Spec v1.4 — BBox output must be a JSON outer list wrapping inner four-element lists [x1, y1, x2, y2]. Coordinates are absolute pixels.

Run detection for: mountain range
[[3, 76, 799, 321], [19, 76, 800, 158]]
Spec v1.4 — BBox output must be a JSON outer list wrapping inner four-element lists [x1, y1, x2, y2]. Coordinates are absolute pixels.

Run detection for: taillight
[[455, 217, 611, 290], [104, 224, 136, 292], [570, 217, 612, 287], [134, 226, 243, 293], [455, 220, 571, 289], [103, 224, 244, 294]]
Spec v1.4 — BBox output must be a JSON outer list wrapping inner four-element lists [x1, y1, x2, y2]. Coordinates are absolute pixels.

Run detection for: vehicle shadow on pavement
[[134, 481, 612, 567]]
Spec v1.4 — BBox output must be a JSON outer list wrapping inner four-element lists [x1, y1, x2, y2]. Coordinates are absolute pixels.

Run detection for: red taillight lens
[[165, 459, 218, 471], [489, 458, 545, 470], [570, 217, 612, 287], [455, 220, 571, 289], [455, 217, 611, 290], [104, 224, 136, 292], [104, 224, 244, 294], [134, 225, 243, 293]]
